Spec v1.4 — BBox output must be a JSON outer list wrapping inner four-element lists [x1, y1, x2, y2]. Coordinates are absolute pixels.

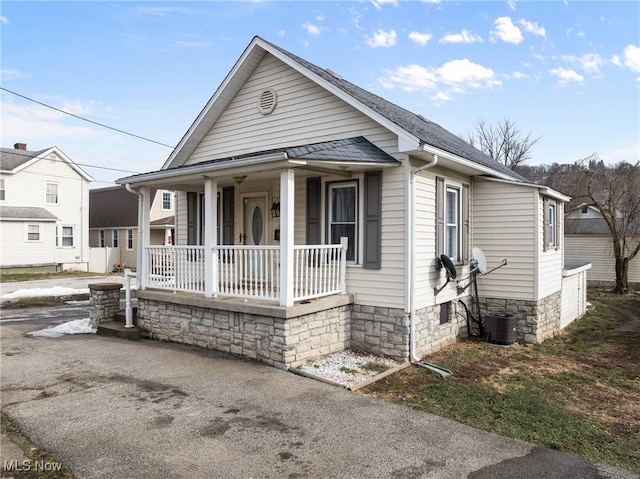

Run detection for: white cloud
[[507, 71, 529, 79], [132, 6, 196, 17], [276, 29, 285, 37], [611, 55, 622, 67], [578, 53, 605, 74], [623, 44, 640, 73], [370, 0, 398, 9], [0, 16, 8, 24], [508, 1, 516, 11], [518, 18, 546, 37], [316, 14, 325, 22], [491, 17, 523, 44], [366, 29, 397, 48], [302, 22, 321, 36], [0, 69, 28, 81], [439, 28, 483, 44], [379, 58, 501, 104], [549, 67, 584, 86], [409, 31, 433, 46]]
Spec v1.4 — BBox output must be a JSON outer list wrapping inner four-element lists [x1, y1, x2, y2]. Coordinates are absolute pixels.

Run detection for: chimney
[[14, 143, 27, 151]]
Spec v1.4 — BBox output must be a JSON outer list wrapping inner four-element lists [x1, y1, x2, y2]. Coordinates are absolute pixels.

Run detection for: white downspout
[[409, 154, 438, 362], [125, 183, 143, 291]]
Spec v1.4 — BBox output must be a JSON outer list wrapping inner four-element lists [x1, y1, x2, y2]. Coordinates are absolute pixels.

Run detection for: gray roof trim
[[119, 137, 398, 185], [0, 206, 58, 221], [563, 260, 592, 276], [150, 215, 175, 227]]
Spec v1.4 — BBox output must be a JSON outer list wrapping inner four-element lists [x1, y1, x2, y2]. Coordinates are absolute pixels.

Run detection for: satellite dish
[[472, 247, 487, 274], [440, 255, 457, 280]]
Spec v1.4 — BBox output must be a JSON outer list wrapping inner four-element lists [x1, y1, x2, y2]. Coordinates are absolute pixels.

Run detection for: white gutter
[[409, 154, 438, 363], [125, 183, 143, 291]]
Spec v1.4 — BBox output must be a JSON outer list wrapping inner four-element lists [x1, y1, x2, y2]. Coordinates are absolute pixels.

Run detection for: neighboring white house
[[0, 143, 93, 271], [114, 37, 588, 369], [565, 204, 640, 287], [88, 185, 175, 271]]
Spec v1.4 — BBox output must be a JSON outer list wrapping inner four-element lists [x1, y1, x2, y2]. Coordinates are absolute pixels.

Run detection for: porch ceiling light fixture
[[271, 198, 280, 218], [233, 175, 247, 185]]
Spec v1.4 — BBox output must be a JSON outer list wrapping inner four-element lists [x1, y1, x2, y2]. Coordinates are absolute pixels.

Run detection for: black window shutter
[[543, 197, 549, 252], [306, 177, 321, 244], [222, 186, 234, 245], [187, 192, 196, 245], [462, 183, 470, 264], [435, 176, 445, 257], [363, 170, 382, 269]]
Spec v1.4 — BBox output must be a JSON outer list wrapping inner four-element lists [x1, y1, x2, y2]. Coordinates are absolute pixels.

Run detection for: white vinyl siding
[[472, 178, 536, 301], [565, 235, 640, 284], [187, 53, 396, 165], [538, 194, 563, 299], [0, 221, 56, 267]]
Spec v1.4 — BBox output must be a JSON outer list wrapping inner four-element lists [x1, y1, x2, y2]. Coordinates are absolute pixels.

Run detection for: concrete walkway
[[0, 320, 637, 479]]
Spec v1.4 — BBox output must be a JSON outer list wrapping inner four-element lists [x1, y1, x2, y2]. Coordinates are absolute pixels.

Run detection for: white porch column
[[280, 168, 295, 307], [139, 187, 151, 290], [204, 177, 218, 298]]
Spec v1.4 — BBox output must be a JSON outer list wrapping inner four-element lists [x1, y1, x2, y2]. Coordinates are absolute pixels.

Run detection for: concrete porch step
[[97, 321, 140, 341]]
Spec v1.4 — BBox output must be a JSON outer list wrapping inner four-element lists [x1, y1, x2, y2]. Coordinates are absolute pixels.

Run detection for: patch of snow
[[28, 318, 96, 338], [1, 286, 89, 300], [297, 349, 402, 389]]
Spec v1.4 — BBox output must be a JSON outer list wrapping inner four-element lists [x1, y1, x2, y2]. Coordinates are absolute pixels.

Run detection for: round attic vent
[[257, 88, 277, 115]]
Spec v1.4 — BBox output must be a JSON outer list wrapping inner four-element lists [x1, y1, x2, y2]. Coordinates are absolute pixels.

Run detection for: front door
[[242, 195, 267, 245]]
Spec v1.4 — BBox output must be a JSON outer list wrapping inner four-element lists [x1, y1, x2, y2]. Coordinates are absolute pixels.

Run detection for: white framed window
[[45, 182, 59, 204], [61, 226, 74, 247], [127, 229, 134, 250], [327, 181, 358, 263], [25, 224, 41, 242], [112, 230, 119, 248], [445, 185, 462, 262], [98, 229, 105, 247], [548, 202, 557, 247], [0, 178, 6, 201], [162, 191, 173, 211]]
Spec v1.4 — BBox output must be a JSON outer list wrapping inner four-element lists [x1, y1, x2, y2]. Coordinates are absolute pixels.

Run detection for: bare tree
[[569, 155, 640, 293], [467, 118, 542, 170]]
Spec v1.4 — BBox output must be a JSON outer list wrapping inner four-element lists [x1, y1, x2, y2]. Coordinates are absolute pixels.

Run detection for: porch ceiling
[[117, 137, 401, 189]]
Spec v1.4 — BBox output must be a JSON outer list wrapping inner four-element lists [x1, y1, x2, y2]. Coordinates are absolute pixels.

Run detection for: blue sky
[[1, 1, 638, 187]]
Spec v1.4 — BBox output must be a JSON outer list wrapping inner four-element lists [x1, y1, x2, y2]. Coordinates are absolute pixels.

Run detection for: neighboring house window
[[127, 229, 134, 250], [162, 192, 172, 210], [98, 230, 105, 247], [45, 182, 59, 204], [445, 185, 461, 262], [61, 226, 74, 247], [327, 181, 358, 262], [26, 224, 41, 241], [581, 205, 588, 214], [112, 230, 119, 248], [0, 178, 5, 201]]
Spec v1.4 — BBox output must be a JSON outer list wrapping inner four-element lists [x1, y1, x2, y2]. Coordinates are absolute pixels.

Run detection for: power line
[[0, 148, 142, 174], [1, 87, 175, 149]]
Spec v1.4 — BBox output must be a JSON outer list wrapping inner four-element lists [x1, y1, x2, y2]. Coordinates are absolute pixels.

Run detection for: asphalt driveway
[[1, 320, 636, 479]]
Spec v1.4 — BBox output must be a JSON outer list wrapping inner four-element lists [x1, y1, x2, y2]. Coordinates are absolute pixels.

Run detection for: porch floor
[[137, 288, 354, 318]]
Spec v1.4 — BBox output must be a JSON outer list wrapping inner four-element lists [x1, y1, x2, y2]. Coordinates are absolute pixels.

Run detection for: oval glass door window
[[252, 206, 263, 244]]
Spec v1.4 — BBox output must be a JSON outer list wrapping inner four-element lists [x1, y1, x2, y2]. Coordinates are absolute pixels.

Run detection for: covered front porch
[[120, 137, 398, 307]]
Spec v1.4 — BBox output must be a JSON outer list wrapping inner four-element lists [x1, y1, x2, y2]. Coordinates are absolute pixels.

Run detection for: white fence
[[143, 241, 347, 303], [88, 247, 120, 274]]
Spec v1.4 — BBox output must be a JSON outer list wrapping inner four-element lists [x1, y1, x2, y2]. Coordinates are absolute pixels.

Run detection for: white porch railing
[[143, 239, 347, 303]]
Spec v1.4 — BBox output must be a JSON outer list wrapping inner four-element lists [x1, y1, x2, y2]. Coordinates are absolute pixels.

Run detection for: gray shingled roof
[[565, 218, 610, 235], [157, 136, 399, 176], [151, 215, 175, 227], [0, 206, 58, 221], [264, 38, 526, 182], [0, 147, 48, 171], [89, 186, 148, 228]]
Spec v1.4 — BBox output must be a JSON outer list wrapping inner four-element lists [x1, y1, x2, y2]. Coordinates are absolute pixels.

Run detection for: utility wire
[[0, 149, 141, 174], [1, 87, 175, 149]]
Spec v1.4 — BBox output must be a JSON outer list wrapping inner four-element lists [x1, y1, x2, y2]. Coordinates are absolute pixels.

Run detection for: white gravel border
[[293, 349, 408, 390]]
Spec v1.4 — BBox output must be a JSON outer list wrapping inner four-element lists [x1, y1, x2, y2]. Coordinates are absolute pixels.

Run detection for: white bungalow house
[[0, 143, 93, 271], [116, 37, 589, 368], [88, 185, 175, 272], [565, 203, 639, 287]]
